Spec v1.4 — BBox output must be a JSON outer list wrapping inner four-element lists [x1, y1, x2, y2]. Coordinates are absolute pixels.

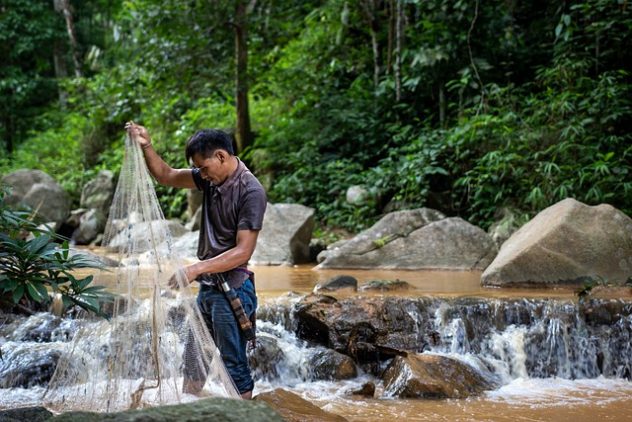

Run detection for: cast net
[[43, 134, 240, 412]]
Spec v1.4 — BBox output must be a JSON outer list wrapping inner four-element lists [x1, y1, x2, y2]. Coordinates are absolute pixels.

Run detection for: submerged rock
[[382, 353, 496, 399], [314, 275, 358, 293], [256, 388, 348, 422], [53, 397, 284, 421], [482, 198, 632, 286], [359, 279, 412, 292]]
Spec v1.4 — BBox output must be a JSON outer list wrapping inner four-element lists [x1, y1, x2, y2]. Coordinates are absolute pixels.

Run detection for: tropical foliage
[[1, 0, 630, 233]]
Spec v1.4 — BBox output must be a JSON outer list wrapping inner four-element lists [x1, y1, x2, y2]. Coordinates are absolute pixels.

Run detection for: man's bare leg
[[240, 390, 252, 400]]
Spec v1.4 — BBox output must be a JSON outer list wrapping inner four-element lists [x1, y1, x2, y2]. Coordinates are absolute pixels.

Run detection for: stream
[[2, 264, 632, 421]]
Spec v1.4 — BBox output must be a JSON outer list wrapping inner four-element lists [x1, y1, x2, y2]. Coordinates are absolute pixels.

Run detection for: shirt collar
[[214, 157, 245, 194]]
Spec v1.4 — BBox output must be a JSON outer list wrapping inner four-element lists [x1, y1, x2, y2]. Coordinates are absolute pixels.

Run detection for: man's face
[[192, 152, 225, 185]]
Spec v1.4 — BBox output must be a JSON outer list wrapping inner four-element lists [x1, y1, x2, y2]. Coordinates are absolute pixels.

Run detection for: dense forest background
[[1, 0, 631, 236]]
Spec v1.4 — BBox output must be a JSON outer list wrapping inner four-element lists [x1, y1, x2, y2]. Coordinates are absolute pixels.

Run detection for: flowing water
[[3, 263, 631, 421]]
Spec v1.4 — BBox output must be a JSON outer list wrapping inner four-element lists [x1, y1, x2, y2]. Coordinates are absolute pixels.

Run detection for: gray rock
[[487, 207, 527, 249], [186, 189, 203, 219], [0, 406, 53, 422], [346, 185, 369, 206], [251, 203, 315, 265], [248, 334, 285, 379], [80, 170, 114, 216], [382, 353, 496, 399], [360, 279, 412, 292], [482, 198, 632, 286], [106, 220, 188, 252], [319, 214, 497, 270], [0, 344, 61, 388], [53, 397, 284, 421], [2, 169, 70, 226], [185, 206, 203, 231], [72, 208, 107, 245]]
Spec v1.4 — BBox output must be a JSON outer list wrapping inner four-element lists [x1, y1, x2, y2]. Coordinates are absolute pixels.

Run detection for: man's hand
[[124, 121, 152, 148], [168, 265, 197, 290]]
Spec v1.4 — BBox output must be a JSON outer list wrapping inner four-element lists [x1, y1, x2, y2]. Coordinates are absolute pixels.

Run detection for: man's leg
[[182, 289, 215, 395]]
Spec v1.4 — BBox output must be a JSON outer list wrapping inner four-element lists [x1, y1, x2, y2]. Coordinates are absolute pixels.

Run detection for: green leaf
[[26, 282, 47, 303], [12, 284, 25, 304]]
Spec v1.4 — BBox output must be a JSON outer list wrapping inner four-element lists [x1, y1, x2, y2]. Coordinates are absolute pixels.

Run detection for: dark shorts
[[184, 279, 257, 394]]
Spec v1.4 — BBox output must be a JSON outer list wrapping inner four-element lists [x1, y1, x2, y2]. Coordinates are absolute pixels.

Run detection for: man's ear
[[216, 150, 226, 163]]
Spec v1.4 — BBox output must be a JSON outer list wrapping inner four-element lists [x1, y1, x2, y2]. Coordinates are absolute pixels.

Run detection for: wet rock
[[482, 198, 632, 286], [314, 275, 358, 293], [318, 214, 497, 271], [256, 388, 348, 422], [360, 279, 412, 292], [308, 348, 357, 380], [251, 203, 315, 265], [9, 312, 62, 342], [53, 397, 284, 421], [2, 169, 71, 227], [382, 353, 495, 399], [0, 345, 61, 388], [249, 334, 285, 379], [106, 220, 188, 252], [72, 208, 107, 245], [0, 406, 53, 422], [294, 295, 432, 362], [349, 381, 375, 397]]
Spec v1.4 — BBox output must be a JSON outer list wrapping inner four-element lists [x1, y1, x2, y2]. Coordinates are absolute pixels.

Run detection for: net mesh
[[43, 134, 240, 412]]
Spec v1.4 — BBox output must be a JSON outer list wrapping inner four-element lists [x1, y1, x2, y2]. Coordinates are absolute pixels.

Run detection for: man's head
[[185, 129, 236, 185]]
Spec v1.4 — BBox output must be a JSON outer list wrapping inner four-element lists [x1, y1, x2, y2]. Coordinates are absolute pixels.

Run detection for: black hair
[[185, 129, 235, 163]]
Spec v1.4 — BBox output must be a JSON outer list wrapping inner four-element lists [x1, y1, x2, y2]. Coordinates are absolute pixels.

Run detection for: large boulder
[[80, 170, 115, 216], [106, 220, 188, 251], [0, 407, 53, 422], [318, 213, 497, 270], [0, 344, 62, 388], [482, 198, 632, 286], [256, 388, 348, 422], [382, 353, 496, 399], [53, 397, 284, 421], [308, 348, 357, 380], [72, 208, 107, 245], [2, 169, 70, 226], [250, 203, 315, 265]]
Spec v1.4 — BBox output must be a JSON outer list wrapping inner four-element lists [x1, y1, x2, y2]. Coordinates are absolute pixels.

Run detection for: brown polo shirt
[[191, 158, 267, 287]]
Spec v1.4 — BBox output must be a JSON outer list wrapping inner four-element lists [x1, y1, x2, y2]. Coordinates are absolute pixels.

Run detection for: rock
[[349, 381, 375, 397], [2, 169, 71, 226], [487, 207, 526, 249], [308, 348, 357, 380], [382, 353, 495, 399], [359, 279, 412, 292], [106, 220, 188, 252], [80, 170, 114, 216], [256, 388, 348, 422], [294, 295, 432, 362], [314, 275, 358, 293], [482, 198, 632, 286], [9, 312, 62, 342], [138, 230, 200, 262], [0, 344, 61, 388], [187, 189, 204, 219], [309, 238, 327, 262], [52, 397, 284, 421], [346, 185, 369, 206], [72, 208, 107, 245], [0, 406, 53, 422], [319, 214, 497, 271], [251, 203, 315, 265], [185, 206, 203, 231], [249, 334, 285, 379]]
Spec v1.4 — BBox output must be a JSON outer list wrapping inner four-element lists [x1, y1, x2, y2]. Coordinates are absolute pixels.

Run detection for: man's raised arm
[[125, 121, 196, 189]]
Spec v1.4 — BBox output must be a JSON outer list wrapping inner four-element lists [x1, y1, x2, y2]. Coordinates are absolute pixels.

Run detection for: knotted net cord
[[43, 134, 240, 412]]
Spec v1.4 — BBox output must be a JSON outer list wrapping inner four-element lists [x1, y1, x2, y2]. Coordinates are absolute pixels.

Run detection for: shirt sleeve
[[191, 167, 206, 191], [237, 187, 267, 231]]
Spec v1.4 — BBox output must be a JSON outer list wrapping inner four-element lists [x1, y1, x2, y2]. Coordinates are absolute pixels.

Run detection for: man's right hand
[[124, 121, 152, 148]]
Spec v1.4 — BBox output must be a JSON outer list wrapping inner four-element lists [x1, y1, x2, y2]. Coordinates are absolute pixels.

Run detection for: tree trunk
[[439, 84, 445, 128], [55, 0, 82, 78], [234, 0, 252, 154], [394, 0, 403, 101], [360, 1, 380, 90], [386, 0, 395, 74], [53, 40, 69, 107]]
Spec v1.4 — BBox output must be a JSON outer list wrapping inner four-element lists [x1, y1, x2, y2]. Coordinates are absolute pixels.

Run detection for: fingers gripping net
[[44, 134, 240, 412]]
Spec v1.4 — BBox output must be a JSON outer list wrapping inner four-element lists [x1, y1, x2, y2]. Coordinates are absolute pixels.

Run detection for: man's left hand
[[168, 265, 197, 290]]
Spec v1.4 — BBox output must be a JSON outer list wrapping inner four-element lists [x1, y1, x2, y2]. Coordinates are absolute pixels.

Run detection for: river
[[2, 263, 632, 421]]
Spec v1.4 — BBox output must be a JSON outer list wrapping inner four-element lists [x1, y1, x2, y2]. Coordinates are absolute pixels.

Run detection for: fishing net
[[43, 134, 240, 412]]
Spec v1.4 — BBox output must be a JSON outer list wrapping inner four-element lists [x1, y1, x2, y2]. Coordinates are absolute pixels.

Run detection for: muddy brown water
[[75, 261, 632, 422]]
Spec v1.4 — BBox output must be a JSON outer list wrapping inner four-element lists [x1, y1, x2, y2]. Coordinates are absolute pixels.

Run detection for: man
[[125, 122, 266, 399]]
